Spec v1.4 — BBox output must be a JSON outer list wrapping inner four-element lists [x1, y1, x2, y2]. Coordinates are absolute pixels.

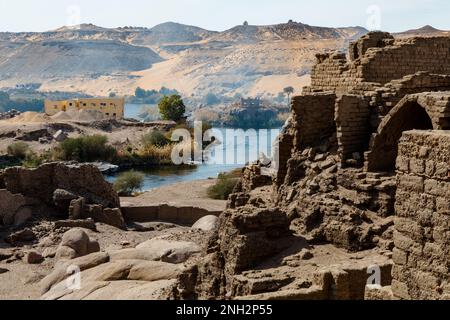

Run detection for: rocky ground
[[0, 115, 175, 155], [0, 168, 226, 300], [0, 221, 214, 300]]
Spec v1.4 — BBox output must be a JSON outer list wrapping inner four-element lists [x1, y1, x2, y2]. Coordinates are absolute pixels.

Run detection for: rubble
[[0, 162, 124, 228], [175, 32, 450, 300]]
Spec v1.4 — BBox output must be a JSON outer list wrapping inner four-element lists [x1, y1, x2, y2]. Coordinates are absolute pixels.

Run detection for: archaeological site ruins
[[1, 31, 449, 301], [173, 32, 450, 300]]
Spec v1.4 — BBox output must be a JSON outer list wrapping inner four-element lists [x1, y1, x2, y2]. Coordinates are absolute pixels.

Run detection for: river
[[105, 104, 280, 191]]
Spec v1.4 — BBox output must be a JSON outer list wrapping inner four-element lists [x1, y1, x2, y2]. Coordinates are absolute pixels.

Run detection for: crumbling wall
[[366, 92, 450, 172], [291, 93, 337, 149], [362, 37, 450, 85], [335, 95, 371, 163], [369, 72, 450, 121], [392, 130, 450, 300], [308, 33, 450, 94], [308, 52, 362, 94], [349, 32, 394, 61]]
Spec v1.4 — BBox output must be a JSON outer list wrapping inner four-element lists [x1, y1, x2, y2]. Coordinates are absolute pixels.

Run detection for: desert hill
[[395, 25, 450, 38], [0, 21, 374, 99]]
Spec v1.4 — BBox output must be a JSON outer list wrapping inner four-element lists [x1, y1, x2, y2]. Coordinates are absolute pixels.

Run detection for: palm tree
[[283, 86, 294, 105]]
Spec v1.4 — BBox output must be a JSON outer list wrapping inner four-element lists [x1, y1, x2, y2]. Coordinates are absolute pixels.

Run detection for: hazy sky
[[0, 0, 448, 32]]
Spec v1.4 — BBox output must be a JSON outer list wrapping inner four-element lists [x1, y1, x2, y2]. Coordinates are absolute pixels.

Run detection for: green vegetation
[[113, 170, 145, 196], [207, 171, 241, 200], [283, 86, 294, 105], [158, 95, 186, 122], [7, 142, 30, 159], [130, 87, 179, 104], [22, 153, 44, 168], [141, 130, 170, 148], [57, 135, 117, 162], [5, 142, 44, 168]]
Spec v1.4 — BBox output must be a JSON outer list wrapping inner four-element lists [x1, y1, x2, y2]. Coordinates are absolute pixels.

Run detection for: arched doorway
[[366, 100, 433, 172]]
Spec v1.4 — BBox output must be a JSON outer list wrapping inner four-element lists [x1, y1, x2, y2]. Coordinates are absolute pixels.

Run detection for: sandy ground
[[121, 179, 227, 213], [0, 178, 221, 300]]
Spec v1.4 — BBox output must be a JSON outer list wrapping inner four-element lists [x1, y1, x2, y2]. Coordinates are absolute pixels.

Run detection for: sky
[[0, 0, 448, 33]]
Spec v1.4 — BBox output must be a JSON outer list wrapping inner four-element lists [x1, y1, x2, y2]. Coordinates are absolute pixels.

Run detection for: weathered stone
[[4, 228, 36, 245], [40, 252, 110, 294], [55, 228, 100, 261], [54, 218, 97, 231], [192, 215, 219, 231], [25, 250, 44, 264]]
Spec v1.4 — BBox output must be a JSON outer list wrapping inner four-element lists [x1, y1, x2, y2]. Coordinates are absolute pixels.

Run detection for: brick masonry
[[392, 130, 450, 300]]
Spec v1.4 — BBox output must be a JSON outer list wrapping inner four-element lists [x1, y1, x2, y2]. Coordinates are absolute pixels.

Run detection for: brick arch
[[365, 94, 449, 172]]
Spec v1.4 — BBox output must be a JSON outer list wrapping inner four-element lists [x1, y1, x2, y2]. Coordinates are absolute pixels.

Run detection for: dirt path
[[121, 179, 227, 213]]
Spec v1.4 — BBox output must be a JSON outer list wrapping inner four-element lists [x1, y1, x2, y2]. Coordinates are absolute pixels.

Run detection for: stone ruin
[[175, 32, 450, 300], [0, 162, 126, 231]]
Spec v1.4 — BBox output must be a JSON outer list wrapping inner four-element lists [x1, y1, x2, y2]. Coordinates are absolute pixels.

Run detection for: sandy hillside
[[0, 22, 362, 99]]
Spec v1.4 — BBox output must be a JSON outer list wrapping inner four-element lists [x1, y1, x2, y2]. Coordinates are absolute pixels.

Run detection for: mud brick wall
[[309, 53, 362, 94], [309, 36, 450, 95], [363, 37, 450, 85], [335, 95, 371, 161], [367, 72, 450, 130], [291, 93, 337, 149], [392, 130, 450, 300], [349, 32, 394, 61]]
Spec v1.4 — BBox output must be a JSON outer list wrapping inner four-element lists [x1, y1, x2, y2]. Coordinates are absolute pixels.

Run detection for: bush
[[58, 135, 117, 162], [7, 142, 30, 159], [22, 153, 44, 168], [207, 172, 239, 200], [137, 144, 173, 165], [158, 95, 186, 122], [113, 171, 145, 196], [141, 131, 169, 148]]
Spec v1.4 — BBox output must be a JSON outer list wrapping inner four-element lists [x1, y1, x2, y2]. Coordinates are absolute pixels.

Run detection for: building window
[[83, 103, 87, 107], [92, 103, 96, 106], [113, 113, 116, 117], [106, 113, 110, 116]]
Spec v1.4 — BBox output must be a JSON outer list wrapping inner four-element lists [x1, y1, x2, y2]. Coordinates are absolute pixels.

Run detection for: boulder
[[0, 189, 35, 226], [43, 279, 175, 300], [4, 228, 36, 245], [42, 247, 57, 259], [40, 252, 110, 294], [55, 229, 100, 261], [41, 258, 181, 300], [25, 250, 44, 264], [81, 260, 183, 283], [110, 239, 201, 264], [192, 215, 219, 231]]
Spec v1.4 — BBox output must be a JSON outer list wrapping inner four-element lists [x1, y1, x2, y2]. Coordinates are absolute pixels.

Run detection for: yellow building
[[44, 97, 125, 119]]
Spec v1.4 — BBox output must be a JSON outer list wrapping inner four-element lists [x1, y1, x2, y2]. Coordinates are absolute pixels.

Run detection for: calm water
[[115, 104, 280, 191], [124, 103, 158, 121]]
